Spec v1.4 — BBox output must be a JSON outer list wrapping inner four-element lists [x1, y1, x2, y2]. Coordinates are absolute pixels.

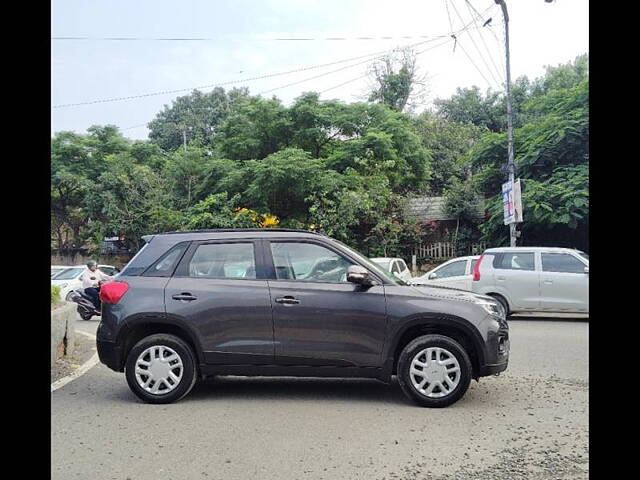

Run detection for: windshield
[[330, 240, 405, 285], [52, 267, 83, 280]]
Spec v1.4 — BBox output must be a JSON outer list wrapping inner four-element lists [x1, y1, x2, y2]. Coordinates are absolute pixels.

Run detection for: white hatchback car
[[51, 264, 119, 301], [51, 265, 71, 278], [410, 256, 480, 291], [370, 257, 413, 282], [471, 247, 589, 315]]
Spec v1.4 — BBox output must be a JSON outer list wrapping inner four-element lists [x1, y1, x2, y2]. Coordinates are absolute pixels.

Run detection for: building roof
[[404, 196, 484, 222]]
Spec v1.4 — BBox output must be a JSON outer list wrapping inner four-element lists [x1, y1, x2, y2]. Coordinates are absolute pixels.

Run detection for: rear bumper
[[479, 360, 508, 376], [96, 339, 124, 372]]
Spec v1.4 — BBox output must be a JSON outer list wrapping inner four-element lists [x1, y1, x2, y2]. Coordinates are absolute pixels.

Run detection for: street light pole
[[494, 0, 517, 247]]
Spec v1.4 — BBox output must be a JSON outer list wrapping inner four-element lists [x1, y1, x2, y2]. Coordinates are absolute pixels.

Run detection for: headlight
[[58, 283, 68, 289], [476, 300, 505, 319]]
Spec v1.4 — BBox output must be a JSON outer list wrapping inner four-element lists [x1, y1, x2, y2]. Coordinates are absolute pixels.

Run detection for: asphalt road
[[52, 316, 588, 480]]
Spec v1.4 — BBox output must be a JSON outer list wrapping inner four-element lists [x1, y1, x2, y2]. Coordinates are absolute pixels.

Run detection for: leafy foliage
[[51, 54, 588, 258]]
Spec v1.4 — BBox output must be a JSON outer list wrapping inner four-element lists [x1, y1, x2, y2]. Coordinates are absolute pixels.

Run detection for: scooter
[[68, 288, 101, 321]]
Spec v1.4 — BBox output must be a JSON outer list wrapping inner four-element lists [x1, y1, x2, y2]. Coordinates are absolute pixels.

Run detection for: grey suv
[[97, 229, 509, 407]]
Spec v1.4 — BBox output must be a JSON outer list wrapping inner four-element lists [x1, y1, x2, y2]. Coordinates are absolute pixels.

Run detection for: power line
[[257, 36, 449, 96], [320, 36, 454, 97], [448, 0, 501, 89], [464, 0, 505, 82], [52, 34, 453, 42], [465, 0, 506, 65], [53, 39, 446, 109], [53, 15, 488, 110], [456, 37, 494, 89]]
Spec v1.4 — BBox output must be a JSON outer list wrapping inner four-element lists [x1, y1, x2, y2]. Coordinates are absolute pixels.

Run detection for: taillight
[[473, 255, 484, 281], [100, 281, 129, 304]]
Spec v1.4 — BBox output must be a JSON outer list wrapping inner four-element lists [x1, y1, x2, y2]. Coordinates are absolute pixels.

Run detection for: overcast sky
[[51, 0, 588, 140]]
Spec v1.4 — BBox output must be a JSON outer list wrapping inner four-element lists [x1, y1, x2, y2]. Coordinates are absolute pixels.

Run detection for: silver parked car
[[471, 247, 588, 315]]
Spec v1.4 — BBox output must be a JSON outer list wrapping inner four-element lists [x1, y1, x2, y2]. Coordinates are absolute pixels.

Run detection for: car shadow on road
[[183, 376, 411, 406]]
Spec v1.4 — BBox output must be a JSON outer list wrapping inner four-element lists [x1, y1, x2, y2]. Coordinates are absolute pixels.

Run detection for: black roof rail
[[156, 228, 323, 236]]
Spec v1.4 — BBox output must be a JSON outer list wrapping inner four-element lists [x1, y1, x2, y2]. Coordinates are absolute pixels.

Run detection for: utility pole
[[494, 0, 517, 247]]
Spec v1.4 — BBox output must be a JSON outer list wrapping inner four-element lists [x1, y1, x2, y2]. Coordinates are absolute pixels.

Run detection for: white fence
[[412, 242, 487, 260]]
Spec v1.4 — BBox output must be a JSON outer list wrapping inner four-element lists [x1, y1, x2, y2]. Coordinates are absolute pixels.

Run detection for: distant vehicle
[[51, 265, 71, 278], [471, 247, 589, 315], [411, 256, 480, 291], [370, 257, 413, 282], [51, 264, 119, 301]]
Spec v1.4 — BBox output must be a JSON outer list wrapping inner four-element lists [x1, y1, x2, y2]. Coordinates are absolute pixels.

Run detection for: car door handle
[[496, 276, 506, 281], [543, 280, 553, 284], [172, 293, 197, 301], [275, 296, 300, 305]]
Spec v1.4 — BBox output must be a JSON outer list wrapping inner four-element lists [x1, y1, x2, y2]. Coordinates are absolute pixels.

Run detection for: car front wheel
[[125, 334, 198, 404], [397, 334, 472, 408]]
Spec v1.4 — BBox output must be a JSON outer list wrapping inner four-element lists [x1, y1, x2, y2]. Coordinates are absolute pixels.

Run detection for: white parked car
[[410, 256, 480, 291], [471, 247, 589, 315], [51, 265, 71, 278], [51, 264, 119, 301], [370, 257, 413, 282]]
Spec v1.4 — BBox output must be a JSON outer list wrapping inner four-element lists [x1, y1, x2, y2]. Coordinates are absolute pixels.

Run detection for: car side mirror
[[584, 266, 589, 274], [347, 265, 373, 286], [429, 272, 438, 279]]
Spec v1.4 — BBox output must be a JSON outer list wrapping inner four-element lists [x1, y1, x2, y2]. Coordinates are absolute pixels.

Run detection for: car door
[[165, 239, 274, 365], [428, 259, 469, 290], [265, 239, 388, 367], [491, 251, 540, 310], [539, 252, 589, 312]]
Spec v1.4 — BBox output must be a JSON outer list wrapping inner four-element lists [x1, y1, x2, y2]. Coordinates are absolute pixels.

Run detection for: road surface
[[52, 316, 588, 479]]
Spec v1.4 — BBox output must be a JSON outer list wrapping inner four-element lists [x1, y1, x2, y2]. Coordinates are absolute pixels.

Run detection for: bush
[[51, 285, 61, 305]]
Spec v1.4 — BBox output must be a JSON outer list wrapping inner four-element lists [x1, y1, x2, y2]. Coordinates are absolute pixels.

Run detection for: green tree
[[148, 87, 250, 151], [216, 96, 293, 160], [367, 48, 427, 112]]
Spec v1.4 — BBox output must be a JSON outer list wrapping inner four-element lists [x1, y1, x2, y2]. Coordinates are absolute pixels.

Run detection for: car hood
[[399, 284, 494, 304]]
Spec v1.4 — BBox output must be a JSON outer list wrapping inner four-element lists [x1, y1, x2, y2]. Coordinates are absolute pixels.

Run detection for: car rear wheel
[[125, 334, 198, 404], [397, 334, 472, 408]]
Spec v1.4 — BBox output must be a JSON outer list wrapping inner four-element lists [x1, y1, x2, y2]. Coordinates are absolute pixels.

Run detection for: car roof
[[144, 228, 324, 243], [483, 247, 582, 253], [69, 264, 115, 268], [370, 257, 400, 261]]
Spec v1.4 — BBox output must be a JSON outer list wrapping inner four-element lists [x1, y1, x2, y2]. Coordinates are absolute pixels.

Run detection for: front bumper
[[96, 339, 124, 372]]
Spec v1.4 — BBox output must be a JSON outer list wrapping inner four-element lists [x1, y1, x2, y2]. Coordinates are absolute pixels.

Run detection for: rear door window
[[434, 260, 466, 278], [188, 243, 257, 279], [541, 253, 586, 274], [492, 252, 535, 271]]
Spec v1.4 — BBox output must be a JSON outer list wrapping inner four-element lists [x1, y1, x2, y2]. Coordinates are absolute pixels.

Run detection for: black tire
[[125, 334, 198, 404], [80, 312, 93, 321], [397, 334, 472, 408], [489, 294, 511, 316]]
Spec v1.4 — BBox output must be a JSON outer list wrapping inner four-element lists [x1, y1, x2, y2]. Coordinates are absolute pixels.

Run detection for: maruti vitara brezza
[[97, 229, 509, 407]]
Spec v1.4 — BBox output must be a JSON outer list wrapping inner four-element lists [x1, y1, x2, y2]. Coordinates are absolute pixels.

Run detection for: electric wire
[[53, 11, 489, 110], [53, 39, 442, 109], [448, 0, 501, 89], [464, 0, 505, 83]]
